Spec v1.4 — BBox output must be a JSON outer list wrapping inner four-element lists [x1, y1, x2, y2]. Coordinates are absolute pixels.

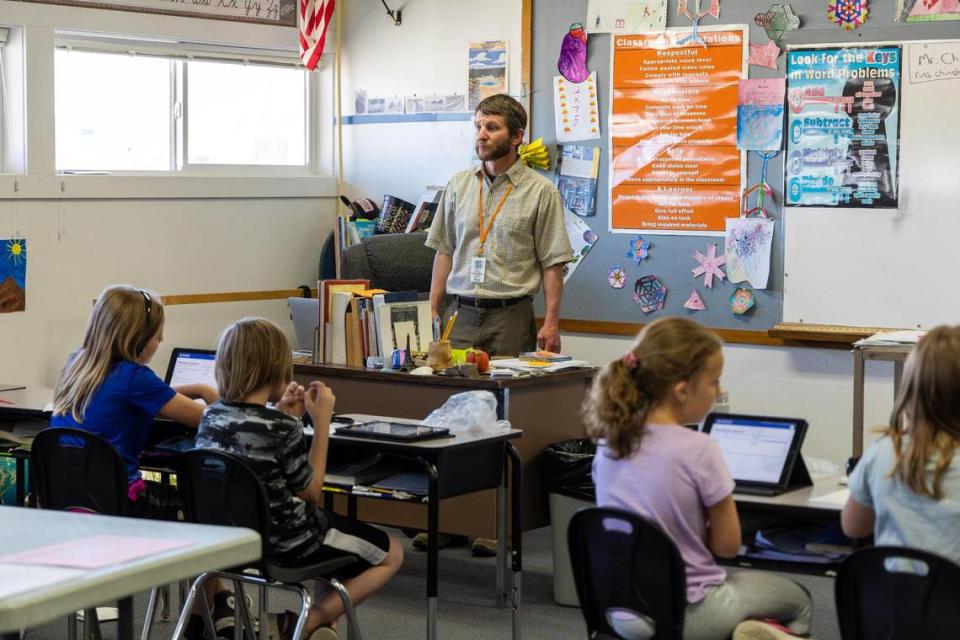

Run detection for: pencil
[[441, 310, 458, 341]]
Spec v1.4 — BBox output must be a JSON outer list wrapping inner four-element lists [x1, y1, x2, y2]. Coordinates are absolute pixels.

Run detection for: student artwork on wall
[[725, 218, 774, 289], [0, 238, 27, 313], [554, 72, 601, 142], [558, 23, 589, 83], [562, 210, 599, 283], [785, 46, 901, 208], [897, 0, 960, 22], [555, 145, 601, 217], [737, 78, 786, 151], [468, 41, 508, 111], [610, 27, 745, 235], [585, 0, 668, 34]]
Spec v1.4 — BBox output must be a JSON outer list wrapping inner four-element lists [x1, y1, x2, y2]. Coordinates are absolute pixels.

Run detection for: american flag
[[299, 0, 335, 70]]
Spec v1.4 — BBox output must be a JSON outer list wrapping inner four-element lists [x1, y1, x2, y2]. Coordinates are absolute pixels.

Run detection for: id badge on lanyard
[[470, 256, 487, 283], [475, 175, 513, 286]]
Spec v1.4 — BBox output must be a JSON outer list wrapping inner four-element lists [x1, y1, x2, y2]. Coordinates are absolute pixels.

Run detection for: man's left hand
[[537, 323, 561, 353]]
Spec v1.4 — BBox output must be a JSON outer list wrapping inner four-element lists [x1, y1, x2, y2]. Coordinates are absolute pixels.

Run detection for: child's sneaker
[[211, 591, 236, 640], [306, 626, 340, 640], [733, 620, 807, 640]]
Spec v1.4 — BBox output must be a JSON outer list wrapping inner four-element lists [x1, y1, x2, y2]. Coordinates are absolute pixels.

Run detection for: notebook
[[288, 297, 320, 354], [163, 348, 217, 387]]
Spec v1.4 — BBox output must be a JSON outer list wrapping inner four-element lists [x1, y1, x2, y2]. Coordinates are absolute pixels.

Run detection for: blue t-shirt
[[51, 360, 176, 483]]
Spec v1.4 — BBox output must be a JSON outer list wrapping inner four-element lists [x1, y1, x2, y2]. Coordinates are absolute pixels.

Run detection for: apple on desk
[[465, 348, 490, 374]]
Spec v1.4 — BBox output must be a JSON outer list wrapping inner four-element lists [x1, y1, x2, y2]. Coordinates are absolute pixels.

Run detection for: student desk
[[852, 343, 910, 457], [0, 506, 260, 640], [293, 364, 594, 537]]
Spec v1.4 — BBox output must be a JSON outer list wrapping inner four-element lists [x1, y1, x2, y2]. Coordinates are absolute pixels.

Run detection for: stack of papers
[[489, 358, 594, 374], [854, 330, 926, 347]]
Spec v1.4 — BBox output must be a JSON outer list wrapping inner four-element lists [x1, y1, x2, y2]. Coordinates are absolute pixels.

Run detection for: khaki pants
[[443, 297, 536, 357]]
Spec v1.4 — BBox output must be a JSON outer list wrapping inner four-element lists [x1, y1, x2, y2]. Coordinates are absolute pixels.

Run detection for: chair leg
[[328, 579, 362, 640], [67, 614, 77, 640], [170, 573, 213, 640], [288, 587, 313, 640], [258, 588, 269, 640], [230, 580, 256, 640], [83, 608, 103, 640], [140, 588, 159, 640], [160, 584, 172, 622]]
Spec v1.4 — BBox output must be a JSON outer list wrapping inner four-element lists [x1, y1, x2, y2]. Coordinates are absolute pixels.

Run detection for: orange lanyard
[[476, 174, 513, 257]]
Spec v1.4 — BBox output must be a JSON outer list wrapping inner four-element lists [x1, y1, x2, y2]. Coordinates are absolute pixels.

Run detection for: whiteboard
[[783, 40, 960, 330]]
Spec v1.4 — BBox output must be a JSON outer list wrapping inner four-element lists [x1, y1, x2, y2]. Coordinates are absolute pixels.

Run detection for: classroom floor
[[20, 526, 841, 640]]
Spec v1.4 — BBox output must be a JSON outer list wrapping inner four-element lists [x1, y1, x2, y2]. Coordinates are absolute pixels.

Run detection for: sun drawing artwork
[[0, 238, 27, 313]]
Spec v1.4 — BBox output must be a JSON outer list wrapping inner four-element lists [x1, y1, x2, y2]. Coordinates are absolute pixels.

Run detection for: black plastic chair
[[175, 449, 364, 640], [568, 507, 686, 640], [29, 427, 171, 640], [836, 546, 960, 639]]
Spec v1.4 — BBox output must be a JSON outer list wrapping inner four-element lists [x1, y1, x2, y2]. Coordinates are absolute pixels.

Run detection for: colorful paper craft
[[553, 72, 601, 143], [633, 275, 667, 314], [754, 4, 800, 43], [741, 151, 778, 218], [725, 218, 775, 289], [692, 243, 726, 288], [684, 289, 706, 311], [749, 40, 781, 69], [677, 0, 721, 47], [626, 236, 651, 264], [558, 23, 589, 83], [608, 265, 627, 289], [0, 238, 27, 313], [729, 287, 756, 315], [828, 0, 869, 30]]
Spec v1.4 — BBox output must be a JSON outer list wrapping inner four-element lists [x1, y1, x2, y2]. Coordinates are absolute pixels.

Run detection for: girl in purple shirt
[[585, 317, 813, 640]]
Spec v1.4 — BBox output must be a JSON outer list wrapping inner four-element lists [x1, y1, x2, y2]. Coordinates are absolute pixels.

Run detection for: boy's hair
[[215, 317, 293, 403], [475, 94, 527, 139], [885, 325, 960, 499], [583, 317, 722, 459], [53, 284, 165, 422]]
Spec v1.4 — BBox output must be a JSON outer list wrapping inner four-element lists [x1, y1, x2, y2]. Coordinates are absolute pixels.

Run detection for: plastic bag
[[542, 439, 596, 501], [422, 390, 511, 434]]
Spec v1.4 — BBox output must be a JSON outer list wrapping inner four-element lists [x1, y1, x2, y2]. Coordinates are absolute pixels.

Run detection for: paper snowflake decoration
[[754, 3, 800, 43], [828, 0, 868, 30], [633, 275, 667, 314], [626, 236, 651, 264], [684, 289, 706, 311], [608, 265, 626, 289], [729, 287, 756, 315], [692, 243, 727, 288]]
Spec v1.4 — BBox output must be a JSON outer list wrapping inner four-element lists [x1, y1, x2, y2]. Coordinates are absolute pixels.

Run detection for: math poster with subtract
[[785, 47, 901, 208], [610, 28, 745, 235]]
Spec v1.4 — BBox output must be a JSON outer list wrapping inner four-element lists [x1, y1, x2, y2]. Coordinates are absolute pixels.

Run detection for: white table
[[852, 343, 911, 457], [0, 506, 260, 639]]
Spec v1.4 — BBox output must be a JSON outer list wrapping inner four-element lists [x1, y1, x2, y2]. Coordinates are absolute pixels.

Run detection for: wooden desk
[[294, 364, 594, 537], [0, 506, 260, 640], [852, 344, 910, 457]]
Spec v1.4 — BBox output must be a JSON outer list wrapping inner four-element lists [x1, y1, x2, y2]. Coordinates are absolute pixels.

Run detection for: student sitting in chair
[[196, 317, 403, 640], [585, 317, 813, 640]]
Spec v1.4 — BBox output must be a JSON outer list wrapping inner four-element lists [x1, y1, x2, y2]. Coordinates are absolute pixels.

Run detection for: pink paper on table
[[748, 40, 781, 70], [0, 535, 194, 569]]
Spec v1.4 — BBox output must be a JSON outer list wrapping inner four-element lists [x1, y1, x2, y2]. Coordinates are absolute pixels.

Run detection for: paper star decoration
[[692, 243, 727, 288], [828, 0, 868, 30], [754, 4, 800, 43], [730, 287, 756, 315], [633, 275, 668, 314], [608, 265, 626, 289], [749, 40, 781, 70], [684, 289, 706, 311], [626, 236, 651, 264]]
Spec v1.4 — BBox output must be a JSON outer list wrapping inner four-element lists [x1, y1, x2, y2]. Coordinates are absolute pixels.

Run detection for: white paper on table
[[554, 72, 601, 143], [806, 488, 850, 507], [0, 535, 194, 569], [0, 563, 84, 598], [586, 0, 668, 33], [725, 218, 774, 289], [854, 330, 926, 346]]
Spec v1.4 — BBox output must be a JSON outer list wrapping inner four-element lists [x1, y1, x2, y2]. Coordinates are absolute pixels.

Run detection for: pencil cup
[[427, 340, 453, 371]]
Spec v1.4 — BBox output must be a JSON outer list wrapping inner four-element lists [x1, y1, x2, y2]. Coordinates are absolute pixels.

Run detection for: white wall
[[0, 1, 336, 386]]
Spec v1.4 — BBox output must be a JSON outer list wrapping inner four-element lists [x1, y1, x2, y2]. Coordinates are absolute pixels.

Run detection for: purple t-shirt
[[592, 423, 736, 603]]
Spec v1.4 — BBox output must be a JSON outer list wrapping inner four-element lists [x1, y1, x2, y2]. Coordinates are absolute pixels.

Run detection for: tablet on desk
[[702, 413, 810, 497], [334, 421, 451, 442]]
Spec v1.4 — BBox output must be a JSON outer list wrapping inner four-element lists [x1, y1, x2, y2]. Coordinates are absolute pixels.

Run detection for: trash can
[[543, 439, 596, 607]]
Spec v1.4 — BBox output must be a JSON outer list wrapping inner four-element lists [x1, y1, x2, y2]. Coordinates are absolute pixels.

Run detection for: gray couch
[[340, 232, 435, 294]]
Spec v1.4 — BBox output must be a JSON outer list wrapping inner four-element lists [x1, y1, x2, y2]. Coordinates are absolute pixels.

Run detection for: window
[[54, 39, 310, 174]]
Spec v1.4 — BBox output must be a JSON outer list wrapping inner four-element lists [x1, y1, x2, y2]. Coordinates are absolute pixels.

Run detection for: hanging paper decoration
[[519, 138, 550, 170], [684, 289, 706, 311], [608, 265, 627, 289], [558, 23, 589, 83], [677, 0, 721, 47], [754, 4, 801, 43], [729, 287, 756, 315], [741, 151, 778, 218], [633, 275, 668, 314], [692, 243, 727, 288], [748, 41, 781, 70], [626, 236, 651, 264], [828, 0, 869, 30], [0, 238, 27, 313]]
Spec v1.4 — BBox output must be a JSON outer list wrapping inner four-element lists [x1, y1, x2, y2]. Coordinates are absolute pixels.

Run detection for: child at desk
[[585, 318, 813, 640], [842, 325, 960, 564], [195, 317, 403, 640]]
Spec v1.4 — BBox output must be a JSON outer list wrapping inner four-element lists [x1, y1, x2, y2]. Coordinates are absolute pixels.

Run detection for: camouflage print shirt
[[195, 401, 326, 563]]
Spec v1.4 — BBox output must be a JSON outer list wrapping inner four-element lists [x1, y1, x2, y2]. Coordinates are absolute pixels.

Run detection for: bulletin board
[[532, 1, 960, 338]]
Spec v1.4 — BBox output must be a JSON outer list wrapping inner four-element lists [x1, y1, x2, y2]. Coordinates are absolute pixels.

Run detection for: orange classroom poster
[[610, 28, 746, 235]]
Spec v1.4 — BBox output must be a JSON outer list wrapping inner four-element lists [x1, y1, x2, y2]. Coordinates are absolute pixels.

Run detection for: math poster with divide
[[785, 47, 901, 208], [610, 28, 745, 235]]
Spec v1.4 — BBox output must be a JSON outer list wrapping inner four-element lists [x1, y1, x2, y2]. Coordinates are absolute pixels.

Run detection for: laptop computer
[[288, 297, 320, 355], [163, 348, 217, 387], [702, 413, 811, 497]]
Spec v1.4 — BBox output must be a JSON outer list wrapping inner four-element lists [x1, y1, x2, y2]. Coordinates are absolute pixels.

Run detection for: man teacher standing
[[426, 94, 574, 356]]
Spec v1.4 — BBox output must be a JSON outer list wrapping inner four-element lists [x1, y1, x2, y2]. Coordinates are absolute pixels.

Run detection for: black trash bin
[[542, 439, 596, 606]]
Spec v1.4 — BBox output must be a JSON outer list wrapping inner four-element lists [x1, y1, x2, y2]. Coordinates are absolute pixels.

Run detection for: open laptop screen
[[704, 414, 803, 485], [164, 348, 217, 387]]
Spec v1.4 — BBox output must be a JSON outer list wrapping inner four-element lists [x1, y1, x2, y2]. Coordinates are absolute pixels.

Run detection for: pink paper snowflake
[[692, 243, 727, 288]]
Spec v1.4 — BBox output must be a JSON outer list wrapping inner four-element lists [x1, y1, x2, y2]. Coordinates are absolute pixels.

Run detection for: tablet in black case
[[334, 421, 451, 442]]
